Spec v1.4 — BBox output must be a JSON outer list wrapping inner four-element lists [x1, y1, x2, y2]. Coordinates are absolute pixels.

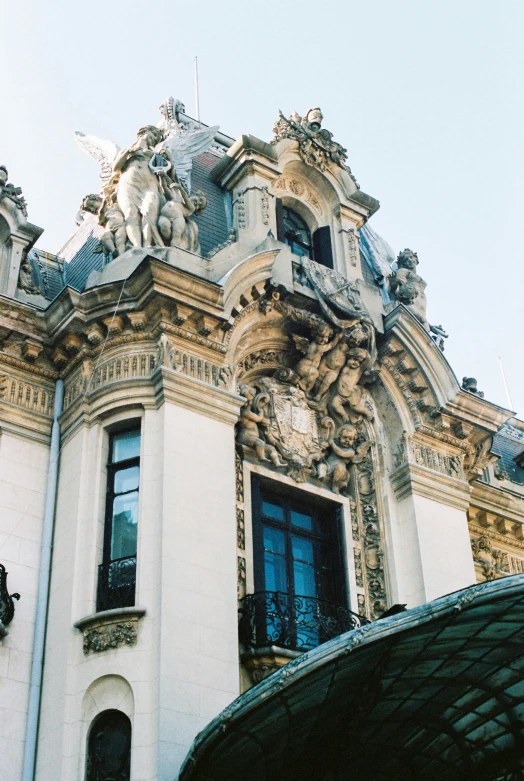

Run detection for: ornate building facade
[[0, 101, 523, 780]]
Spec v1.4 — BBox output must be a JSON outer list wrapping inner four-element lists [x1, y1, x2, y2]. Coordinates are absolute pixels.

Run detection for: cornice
[[390, 461, 471, 511], [152, 367, 244, 426], [470, 480, 524, 525]]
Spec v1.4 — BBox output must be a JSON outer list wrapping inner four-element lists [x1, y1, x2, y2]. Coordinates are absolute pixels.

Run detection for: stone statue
[[80, 194, 128, 259], [158, 183, 207, 252], [112, 125, 167, 247], [17, 256, 40, 295], [328, 348, 374, 423], [313, 337, 350, 401], [0, 166, 28, 217], [74, 98, 219, 251], [389, 249, 428, 328], [292, 327, 343, 395], [317, 422, 373, 494], [237, 384, 286, 467], [462, 377, 484, 398]]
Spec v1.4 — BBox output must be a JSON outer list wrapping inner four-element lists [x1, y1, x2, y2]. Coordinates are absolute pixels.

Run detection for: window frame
[[282, 205, 314, 259], [97, 426, 141, 612], [251, 476, 347, 607]]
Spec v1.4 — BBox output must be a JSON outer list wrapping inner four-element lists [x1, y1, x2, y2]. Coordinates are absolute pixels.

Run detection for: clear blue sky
[[2, 0, 523, 414]]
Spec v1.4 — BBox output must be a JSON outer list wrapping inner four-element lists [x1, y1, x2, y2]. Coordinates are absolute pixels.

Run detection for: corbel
[[126, 311, 148, 331], [101, 315, 124, 338], [84, 323, 105, 345], [22, 338, 43, 362], [62, 333, 84, 354]]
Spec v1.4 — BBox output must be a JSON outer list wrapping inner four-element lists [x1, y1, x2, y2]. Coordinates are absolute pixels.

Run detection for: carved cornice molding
[[391, 461, 472, 511], [0, 353, 56, 379], [153, 367, 244, 426]]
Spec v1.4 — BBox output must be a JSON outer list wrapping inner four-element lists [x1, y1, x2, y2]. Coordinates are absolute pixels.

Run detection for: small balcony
[[239, 590, 369, 654], [96, 555, 136, 613]]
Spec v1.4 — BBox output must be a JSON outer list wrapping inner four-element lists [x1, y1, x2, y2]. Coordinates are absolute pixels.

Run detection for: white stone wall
[[35, 396, 240, 781], [393, 491, 476, 605], [0, 429, 49, 781]]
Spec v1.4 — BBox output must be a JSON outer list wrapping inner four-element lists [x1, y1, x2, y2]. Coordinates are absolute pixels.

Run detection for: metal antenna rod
[[194, 56, 200, 123], [499, 356, 515, 411]]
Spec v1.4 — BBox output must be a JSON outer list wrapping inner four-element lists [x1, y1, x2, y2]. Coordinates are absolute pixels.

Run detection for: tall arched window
[[86, 709, 131, 781], [282, 207, 313, 259]]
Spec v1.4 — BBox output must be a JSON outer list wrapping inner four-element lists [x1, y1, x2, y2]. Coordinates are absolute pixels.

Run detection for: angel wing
[[74, 132, 121, 186], [160, 125, 219, 182], [292, 334, 310, 355]]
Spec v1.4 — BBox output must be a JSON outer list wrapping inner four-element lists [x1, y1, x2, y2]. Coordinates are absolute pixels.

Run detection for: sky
[[2, 0, 523, 415]]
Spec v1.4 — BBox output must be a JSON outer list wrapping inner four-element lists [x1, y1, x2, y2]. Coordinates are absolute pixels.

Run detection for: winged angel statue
[[75, 97, 218, 256]]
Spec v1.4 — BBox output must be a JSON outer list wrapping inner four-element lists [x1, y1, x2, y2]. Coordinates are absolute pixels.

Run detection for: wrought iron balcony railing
[[96, 555, 136, 613], [0, 563, 20, 626], [239, 591, 369, 653]]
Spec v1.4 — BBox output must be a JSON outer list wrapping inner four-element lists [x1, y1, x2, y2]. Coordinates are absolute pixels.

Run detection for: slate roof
[[492, 425, 524, 485]]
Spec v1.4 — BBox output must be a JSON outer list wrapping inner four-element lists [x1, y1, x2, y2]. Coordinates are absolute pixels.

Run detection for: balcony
[[239, 591, 369, 654], [96, 555, 136, 612]]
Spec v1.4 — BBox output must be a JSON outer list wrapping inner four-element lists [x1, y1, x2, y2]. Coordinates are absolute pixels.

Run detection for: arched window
[[282, 207, 313, 259], [86, 709, 131, 781]]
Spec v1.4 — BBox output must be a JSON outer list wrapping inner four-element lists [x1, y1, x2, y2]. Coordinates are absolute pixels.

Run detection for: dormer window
[[275, 199, 334, 269], [282, 207, 313, 259]]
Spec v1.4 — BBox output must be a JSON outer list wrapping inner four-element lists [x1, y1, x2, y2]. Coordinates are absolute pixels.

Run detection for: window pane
[[264, 550, 287, 593], [290, 510, 312, 531], [292, 535, 314, 564], [112, 430, 140, 463], [114, 466, 139, 495], [263, 526, 285, 555], [111, 492, 138, 559], [293, 560, 317, 597], [261, 500, 285, 522]]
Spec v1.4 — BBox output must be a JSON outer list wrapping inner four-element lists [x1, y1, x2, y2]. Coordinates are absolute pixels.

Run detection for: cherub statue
[[158, 181, 207, 252], [389, 249, 428, 328], [293, 325, 343, 395], [237, 384, 286, 467], [317, 422, 373, 494], [328, 348, 374, 423], [81, 194, 127, 259], [313, 336, 349, 400]]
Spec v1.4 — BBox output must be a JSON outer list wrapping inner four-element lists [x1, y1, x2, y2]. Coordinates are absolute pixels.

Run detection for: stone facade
[[0, 99, 522, 781]]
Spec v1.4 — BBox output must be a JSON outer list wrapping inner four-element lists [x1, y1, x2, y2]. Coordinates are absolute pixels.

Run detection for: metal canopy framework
[[179, 576, 524, 781]]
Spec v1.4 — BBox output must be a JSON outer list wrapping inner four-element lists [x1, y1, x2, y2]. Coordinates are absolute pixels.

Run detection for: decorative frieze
[[235, 349, 290, 382], [395, 437, 465, 480], [83, 620, 137, 654]]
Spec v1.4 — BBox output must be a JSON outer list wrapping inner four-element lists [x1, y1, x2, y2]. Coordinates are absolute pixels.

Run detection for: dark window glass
[[97, 428, 140, 612], [282, 207, 313, 259], [86, 710, 131, 781], [251, 477, 347, 649]]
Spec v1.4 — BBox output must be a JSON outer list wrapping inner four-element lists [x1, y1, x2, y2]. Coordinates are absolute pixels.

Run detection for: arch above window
[[86, 709, 131, 781]]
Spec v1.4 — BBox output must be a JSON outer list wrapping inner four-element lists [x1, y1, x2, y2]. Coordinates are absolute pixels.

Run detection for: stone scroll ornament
[[74, 97, 217, 258], [235, 267, 378, 491], [271, 108, 359, 187]]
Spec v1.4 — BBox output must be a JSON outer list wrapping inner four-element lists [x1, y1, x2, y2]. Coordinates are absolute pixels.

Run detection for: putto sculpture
[[272, 107, 358, 185], [235, 274, 376, 490], [75, 97, 219, 258]]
